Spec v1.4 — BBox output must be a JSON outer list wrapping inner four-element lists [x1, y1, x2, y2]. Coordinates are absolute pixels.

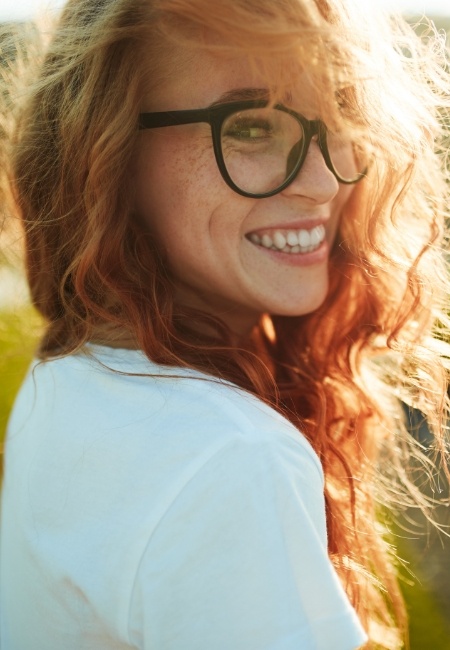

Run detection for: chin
[[268, 290, 329, 318]]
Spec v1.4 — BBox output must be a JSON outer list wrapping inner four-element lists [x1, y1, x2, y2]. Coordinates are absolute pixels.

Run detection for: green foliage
[[395, 535, 450, 650], [0, 306, 41, 443], [401, 580, 450, 650]]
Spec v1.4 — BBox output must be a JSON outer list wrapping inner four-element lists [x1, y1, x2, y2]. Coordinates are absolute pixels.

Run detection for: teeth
[[261, 234, 273, 248], [286, 231, 299, 246], [248, 225, 325, 254], [298, 229, 311, 247], [310, 226, 323, 247], [273, 232, 287, 250]]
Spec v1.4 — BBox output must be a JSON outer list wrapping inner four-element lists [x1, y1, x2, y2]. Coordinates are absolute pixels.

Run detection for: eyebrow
[[209, 87, 270, 107]]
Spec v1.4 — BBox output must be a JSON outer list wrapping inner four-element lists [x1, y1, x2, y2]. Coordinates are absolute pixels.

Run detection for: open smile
[[246, 224, 326, 255]]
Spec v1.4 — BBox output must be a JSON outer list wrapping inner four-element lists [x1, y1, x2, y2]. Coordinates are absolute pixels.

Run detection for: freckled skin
[[134, 50, 355, 335]]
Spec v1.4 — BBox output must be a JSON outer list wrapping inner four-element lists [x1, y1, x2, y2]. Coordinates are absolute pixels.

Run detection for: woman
[[1, 0, 449, 648]]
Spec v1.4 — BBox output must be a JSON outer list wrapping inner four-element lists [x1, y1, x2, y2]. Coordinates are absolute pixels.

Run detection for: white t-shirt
[[1, 345, 367, 650]]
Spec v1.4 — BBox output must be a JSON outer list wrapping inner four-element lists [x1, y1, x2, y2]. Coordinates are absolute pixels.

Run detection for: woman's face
[[134, 49, 356, 335]]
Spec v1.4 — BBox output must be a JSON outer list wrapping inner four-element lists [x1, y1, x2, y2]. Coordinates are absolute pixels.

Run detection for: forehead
[[141, 46, 316, 113]]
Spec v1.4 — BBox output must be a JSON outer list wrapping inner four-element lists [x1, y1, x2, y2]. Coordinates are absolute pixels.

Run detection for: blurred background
[[1, 1, 449, 648]]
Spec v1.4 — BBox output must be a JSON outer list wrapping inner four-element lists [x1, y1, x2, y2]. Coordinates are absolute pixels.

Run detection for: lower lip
[[248, 238, 329, 266]]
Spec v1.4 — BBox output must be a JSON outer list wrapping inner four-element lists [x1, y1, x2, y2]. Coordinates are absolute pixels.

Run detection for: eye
[[223, 110, 276, 142]]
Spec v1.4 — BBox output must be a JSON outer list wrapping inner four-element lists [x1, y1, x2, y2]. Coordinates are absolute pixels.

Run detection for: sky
[[1, 0, 450, 23]]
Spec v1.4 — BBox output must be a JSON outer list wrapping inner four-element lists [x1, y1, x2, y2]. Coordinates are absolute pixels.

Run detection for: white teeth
[[248, 224, 326, 254], [286, 231, 299, 246], [298, 229, 311, 247], [310, 226, 323, 247], [273, 232, 287, 250]]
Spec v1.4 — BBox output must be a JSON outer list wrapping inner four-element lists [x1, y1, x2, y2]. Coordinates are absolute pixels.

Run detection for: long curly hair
[[2, 0, 450, 646]]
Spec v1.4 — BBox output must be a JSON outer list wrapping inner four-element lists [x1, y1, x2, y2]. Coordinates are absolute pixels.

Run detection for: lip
[[245, 216, 330, 236]]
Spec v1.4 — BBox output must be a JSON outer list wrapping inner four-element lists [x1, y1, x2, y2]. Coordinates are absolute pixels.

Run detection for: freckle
[[183, 146, 216, 187]]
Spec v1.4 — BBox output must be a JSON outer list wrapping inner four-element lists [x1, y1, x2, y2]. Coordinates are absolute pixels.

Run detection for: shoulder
[[7, 345, 324, 534], [8, 345, 325, 543], [13, 344, 322, 479], [3, 348, 367, 649]]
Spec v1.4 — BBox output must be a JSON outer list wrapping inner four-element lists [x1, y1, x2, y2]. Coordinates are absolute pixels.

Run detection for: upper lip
[[245, 216, 330, 234]]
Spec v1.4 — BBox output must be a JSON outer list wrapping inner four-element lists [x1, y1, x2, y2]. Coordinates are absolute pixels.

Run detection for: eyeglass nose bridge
[[307, 118, 323, 139], [286, 117, 330, 183]]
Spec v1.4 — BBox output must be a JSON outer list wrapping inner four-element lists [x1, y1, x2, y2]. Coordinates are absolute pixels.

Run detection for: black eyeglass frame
[[138, 99, 366, 199]]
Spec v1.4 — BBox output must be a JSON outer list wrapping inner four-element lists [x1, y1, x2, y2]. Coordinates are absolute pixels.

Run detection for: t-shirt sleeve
[[128, 431, 367, 650]]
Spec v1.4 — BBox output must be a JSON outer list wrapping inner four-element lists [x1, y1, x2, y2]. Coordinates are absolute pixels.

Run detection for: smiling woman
[[0, 1, 450, 649], [133, 62, 356, 332]]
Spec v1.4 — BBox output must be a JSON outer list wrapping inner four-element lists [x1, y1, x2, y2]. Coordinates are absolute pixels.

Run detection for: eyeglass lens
[[220, 107, 365, 195]]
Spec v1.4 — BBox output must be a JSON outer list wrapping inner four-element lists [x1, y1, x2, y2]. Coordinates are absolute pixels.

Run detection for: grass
[[1, 306, 449, 649]]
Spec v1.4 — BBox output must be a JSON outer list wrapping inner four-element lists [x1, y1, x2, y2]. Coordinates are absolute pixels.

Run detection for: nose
[[282, 139, 340, 204]]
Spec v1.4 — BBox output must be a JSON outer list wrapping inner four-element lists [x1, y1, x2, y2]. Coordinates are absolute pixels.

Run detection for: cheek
[[134, 133, 218, 241], [328, 184, 355, 243], [338, 183, 356, 210]]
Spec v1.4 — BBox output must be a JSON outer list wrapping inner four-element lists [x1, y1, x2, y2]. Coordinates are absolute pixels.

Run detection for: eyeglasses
[[139, 99, 367, 199]]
